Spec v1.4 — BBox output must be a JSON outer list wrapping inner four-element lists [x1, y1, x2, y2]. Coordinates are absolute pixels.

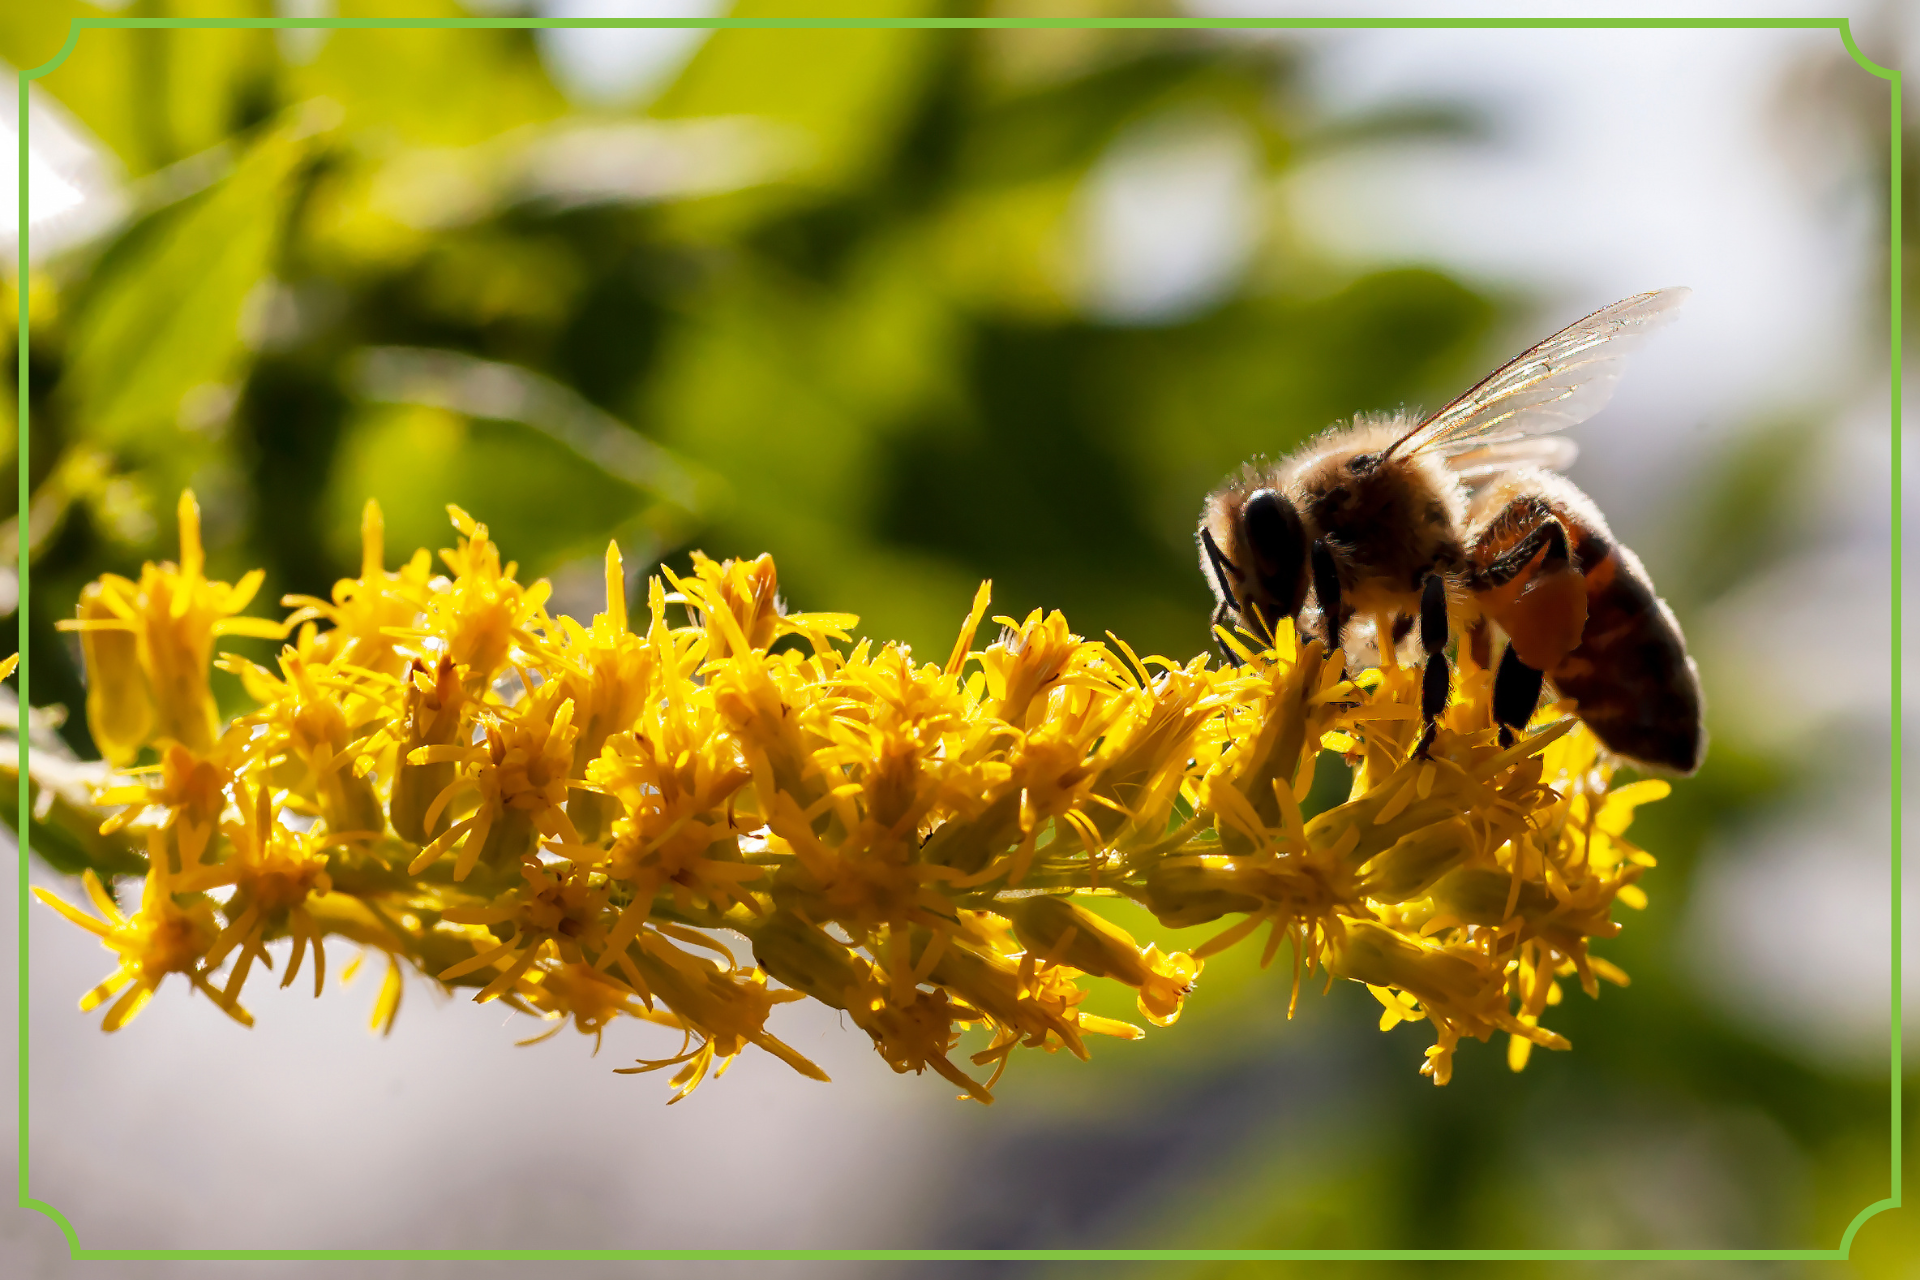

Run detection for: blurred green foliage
[[2, 5, 1908, 1268]]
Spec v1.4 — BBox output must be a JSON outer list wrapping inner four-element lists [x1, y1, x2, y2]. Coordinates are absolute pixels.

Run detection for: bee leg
[[1414, 572, 1450, 758], [1209, 600, 1237, 662], [1201, 528, 1249, 660], [1210, 601, 1275, 663], [1309, 539, 1345, 664], [1492, 643, 1547, 748]]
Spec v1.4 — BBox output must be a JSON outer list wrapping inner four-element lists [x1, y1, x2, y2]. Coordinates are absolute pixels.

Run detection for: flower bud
[[390, 656, 466, 844], [980, 609, 1084, 728], [1001, 895, 1201, 1027], [692, 552, 783, 658], [1427, 866, 1619, 946], [1325, 918, 1499, 1018], [920, 792, 1022, 875], [1221, 644, 1323, 839], [76, 580, 154, 766], [1139, 857, 1266, 928], [1358, 818, 1475, 904], [749, 911, 868, 1012]]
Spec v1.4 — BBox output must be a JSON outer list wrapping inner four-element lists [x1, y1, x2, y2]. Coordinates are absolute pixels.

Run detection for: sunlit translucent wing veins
[[1389, 286, 1690, 460]]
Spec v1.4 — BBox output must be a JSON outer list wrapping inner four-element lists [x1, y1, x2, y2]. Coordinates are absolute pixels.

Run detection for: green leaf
[[959, 45, 1285, 189], [22, 1, 277, 178], [291, 1, 567, 149], [61, 113, 309, 452], [653, 1, 938, 190], [0, 1, 85, 80]]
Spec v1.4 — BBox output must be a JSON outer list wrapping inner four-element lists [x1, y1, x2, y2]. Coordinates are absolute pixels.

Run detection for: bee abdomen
[[1548, 545, 1704, 774]]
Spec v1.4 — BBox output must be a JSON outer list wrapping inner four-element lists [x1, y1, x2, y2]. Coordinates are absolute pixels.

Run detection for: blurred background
[[0, 2, 1913, 1276]]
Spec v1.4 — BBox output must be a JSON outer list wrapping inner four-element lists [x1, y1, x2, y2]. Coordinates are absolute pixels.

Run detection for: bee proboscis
[[1198, 288, 1704, 774]]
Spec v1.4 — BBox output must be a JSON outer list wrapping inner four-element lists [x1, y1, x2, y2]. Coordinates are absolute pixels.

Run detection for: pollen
[[32, 494, 1671, 1099]]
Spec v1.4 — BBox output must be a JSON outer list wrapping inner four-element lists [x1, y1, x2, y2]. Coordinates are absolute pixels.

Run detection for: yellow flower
[[405, 680, 581, 881], [92, 741, 234, 872], [513, 961, 664, 1053], [585, 691, 762, 958], [57, 491, 288, 763], [672, 550, 855, 661], [948, 944, 1144, 1094], [174, 781, 337, 1005], [548, 542, 658, 842], [33, 861, 251, 1031], [220, 644, 387, 839], [746, 909, 989, 1101], [852, 983, 989, 1102], [406, 505, 554, 689], [436, 859, 613, 1002], [385, 654, 471, 845], [1084, 650, 1224, 852], [613, 931, 826, 1103], [280, 499, 433, 681]]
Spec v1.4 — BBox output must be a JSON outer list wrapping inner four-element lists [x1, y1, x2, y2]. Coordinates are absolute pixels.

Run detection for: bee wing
[[1445, 436, 1579, 478], [1388, 287, 1689, 460]]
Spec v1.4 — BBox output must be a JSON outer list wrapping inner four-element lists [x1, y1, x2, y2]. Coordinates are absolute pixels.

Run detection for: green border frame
[[11, 10, 1904, 1266]]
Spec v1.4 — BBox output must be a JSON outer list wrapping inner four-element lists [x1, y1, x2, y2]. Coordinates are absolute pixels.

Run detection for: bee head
[[1238, 488, 1310, 632]]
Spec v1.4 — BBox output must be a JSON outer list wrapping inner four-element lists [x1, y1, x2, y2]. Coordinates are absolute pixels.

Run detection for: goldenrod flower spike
[[34, 500, 1675, 1099]]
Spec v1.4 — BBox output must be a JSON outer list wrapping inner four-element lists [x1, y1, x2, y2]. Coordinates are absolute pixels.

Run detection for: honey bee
[[1198, 288, 1704, 774]]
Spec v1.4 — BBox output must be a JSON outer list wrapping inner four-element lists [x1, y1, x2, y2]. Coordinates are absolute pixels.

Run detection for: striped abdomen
[[1467, 472, 1705, 774]]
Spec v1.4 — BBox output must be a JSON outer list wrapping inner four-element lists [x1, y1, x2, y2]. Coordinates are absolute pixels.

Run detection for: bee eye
[[1239, 488, 1310, 618]]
